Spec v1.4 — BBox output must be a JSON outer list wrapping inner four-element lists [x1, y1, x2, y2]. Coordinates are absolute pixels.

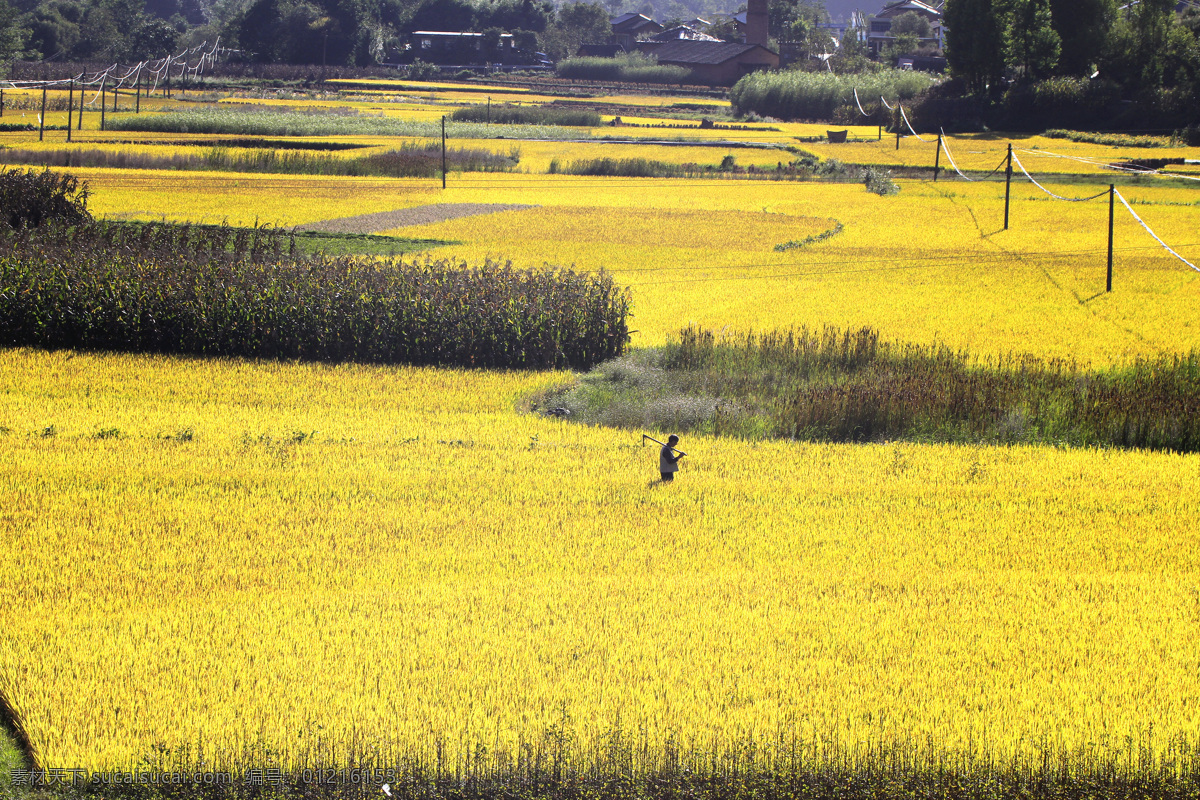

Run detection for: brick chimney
[[745, 0, 768, 47]]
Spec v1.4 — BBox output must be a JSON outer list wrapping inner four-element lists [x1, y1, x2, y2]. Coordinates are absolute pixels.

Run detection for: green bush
[[729, 68, 937, 122], [555, 157, 685, 177], [450, 104, 601, 127], [556, 53, 693, 84], [0, 167, 92, 229]]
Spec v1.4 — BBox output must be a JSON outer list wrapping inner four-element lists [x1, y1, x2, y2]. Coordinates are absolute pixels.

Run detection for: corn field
[[0, 221, 630, 369]]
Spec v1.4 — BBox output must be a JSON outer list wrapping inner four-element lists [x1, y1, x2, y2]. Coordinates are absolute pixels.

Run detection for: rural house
[[866, 0, 944, 58]]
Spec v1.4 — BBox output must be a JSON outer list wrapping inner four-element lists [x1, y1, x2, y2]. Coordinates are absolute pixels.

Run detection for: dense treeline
[[933, 0, 1200, 128], [728, 0, 1200, 128], [548, 325, 1200, 453]]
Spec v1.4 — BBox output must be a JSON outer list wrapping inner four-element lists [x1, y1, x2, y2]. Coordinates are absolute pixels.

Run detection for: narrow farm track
[[295, 203, 539, 234]]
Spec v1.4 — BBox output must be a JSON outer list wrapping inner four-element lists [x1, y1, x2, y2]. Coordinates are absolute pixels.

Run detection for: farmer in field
[[660, 435, 685, 482]]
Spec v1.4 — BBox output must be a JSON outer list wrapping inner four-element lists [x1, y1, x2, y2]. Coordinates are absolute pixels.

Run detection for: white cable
[[1115, 190, 1200, 273], [898, 105, 929, 142], [879, 95, 893, 110], [938, 129, 976, 181], [1011, 150, 1109, 202], [1019, 147, 1200, 183], [853, 87, 870, 117]]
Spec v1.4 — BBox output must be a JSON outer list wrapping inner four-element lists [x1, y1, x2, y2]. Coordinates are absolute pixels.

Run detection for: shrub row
[[0, 142, 519, 178], [0, 220, 630, 369], [555, 54, 693, 85], [450, 103, 601, 127], [104, 107, 575, 139], [729, 69, 937, 122]]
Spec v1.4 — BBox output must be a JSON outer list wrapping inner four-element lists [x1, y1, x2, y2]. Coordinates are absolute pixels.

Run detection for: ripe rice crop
[[1, 348, 1199, 795], [0, 220, 629, 369]]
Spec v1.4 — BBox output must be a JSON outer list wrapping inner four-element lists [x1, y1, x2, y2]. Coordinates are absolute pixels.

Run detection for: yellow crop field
[[1, 347, 1199, 778], [3, 82, 1200, 793]]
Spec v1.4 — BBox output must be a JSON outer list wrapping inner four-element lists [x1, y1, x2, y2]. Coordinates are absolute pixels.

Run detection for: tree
[[26, 0, 82, 59], [130, 15, 181, 56], [408, 0, 476, 33], [1048, 0, 1113, 76], [890, 10, 930, 39], [768, 0, 823, 43], [1133, 0, 1180, 87], [883, 31, 918, 60], [828, 25, 868, 71], [0, 0, 33, 65], [944, 0, 1005, 93], [704, 13, 739, 42], [477, 0, 553, 33], [538, 1, 608, 60], [1002, 0, 1060, 79]]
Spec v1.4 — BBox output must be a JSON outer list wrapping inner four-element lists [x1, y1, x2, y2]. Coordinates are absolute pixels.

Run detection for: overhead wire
[[1115, 190, 1200, 273]]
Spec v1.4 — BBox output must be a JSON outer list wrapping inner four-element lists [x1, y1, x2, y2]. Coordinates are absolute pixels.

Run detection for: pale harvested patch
[[296, 203, 538, 234]]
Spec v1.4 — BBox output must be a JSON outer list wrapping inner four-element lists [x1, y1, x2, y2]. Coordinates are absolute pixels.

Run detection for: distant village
[[408, 0, 947, 86]]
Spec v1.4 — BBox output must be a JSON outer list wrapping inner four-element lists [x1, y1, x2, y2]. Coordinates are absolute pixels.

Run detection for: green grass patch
[[1044, 129, 1178, 148], [104, 107, 582, 140], [289, 229, 454, 257], [0, 142, 521, 178], [538, 325, 1200, 452], [774, 221, 843, 251]]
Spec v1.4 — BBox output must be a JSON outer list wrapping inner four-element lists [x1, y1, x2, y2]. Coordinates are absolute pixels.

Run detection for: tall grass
[[104, 107, 579, 139], [450, 104, 601, 127], [546, 325, 1200, 452], [729, 69, 937, 122], [556, 54, 693, 85], [0, 142, 519, 177], [0, 221, 630, 369]]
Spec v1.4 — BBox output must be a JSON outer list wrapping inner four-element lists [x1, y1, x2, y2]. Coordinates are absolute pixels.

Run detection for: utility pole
[[933, 131, 941, 182], [100, 76, 106, 131], [67, 80, 73, 142], [1003, 144, 1013, 230], [38, 87, 47, 141], [441, 115, 447, 189], [1107, 185, 1115, 293]]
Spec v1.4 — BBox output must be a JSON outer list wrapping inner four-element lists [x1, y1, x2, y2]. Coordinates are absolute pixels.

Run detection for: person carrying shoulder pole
[[643, 433, 686, 481]]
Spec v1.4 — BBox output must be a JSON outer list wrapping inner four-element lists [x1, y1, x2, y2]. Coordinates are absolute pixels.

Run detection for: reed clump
[[547, 325, 1200, 452]]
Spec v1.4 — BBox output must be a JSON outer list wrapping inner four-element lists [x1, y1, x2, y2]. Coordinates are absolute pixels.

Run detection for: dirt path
[[296, 203, 537, 235]]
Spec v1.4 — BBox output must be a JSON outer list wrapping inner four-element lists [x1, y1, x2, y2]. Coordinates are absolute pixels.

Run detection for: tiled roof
[[638, 40, 772, 65]]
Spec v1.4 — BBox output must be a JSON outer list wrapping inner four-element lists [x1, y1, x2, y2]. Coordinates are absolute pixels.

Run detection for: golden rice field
[[2, 80, 1200, 790]]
